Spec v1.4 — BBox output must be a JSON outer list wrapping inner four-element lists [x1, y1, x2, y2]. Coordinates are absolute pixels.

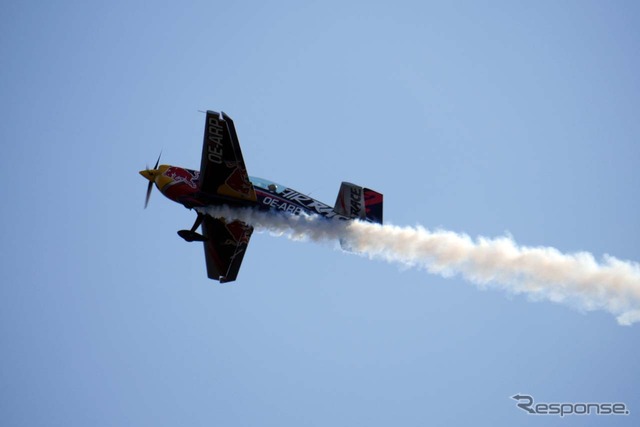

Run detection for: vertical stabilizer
[[334, 182, 383, 224]]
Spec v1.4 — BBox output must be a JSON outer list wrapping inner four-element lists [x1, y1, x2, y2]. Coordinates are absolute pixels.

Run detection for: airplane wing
[[201, 215, 253, 283], [199, 111, 257, 202]]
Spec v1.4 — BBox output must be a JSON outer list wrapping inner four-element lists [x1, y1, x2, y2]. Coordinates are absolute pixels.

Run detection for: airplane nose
[[139, 170, 154, 181]]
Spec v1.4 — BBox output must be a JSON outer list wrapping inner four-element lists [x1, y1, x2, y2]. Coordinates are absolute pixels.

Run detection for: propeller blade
[[143, 151, 161, 208], [145, 180, 153, 208], [153, 151, 162, 170]]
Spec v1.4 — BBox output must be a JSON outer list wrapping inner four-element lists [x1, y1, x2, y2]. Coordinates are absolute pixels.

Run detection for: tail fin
[[363, 187, 383, 224], [333, 182, 383, 224]]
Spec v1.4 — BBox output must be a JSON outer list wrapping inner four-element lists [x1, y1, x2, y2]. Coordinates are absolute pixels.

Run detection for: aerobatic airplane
[[140, 110, 383, 283]]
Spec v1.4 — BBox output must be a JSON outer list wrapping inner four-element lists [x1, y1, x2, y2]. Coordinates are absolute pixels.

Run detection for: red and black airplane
[[140, 110, 383, 283]]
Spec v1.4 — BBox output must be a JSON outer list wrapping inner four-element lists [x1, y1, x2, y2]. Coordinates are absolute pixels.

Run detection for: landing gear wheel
[[177, 229, 208, 242]]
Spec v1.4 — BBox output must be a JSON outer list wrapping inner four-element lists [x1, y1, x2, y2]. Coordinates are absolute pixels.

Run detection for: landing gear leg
[[177, 213, 208, 242]]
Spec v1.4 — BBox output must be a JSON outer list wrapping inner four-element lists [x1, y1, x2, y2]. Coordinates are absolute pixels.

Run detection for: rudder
[[364, 188, 383, 224], [333, 182, 383, 224]]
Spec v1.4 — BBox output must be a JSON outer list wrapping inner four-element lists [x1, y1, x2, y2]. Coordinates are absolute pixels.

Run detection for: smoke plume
[[197, 206, 640, 325]]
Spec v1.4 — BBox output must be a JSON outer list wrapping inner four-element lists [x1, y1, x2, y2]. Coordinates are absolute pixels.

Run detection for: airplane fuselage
[[149, 165, 351, 220]]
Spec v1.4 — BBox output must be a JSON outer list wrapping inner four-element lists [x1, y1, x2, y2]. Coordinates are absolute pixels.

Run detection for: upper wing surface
[[199, 111, 257, 202]]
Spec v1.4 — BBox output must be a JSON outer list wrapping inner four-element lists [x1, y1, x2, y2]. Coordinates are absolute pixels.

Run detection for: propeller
[[141, 152, 162, 208]]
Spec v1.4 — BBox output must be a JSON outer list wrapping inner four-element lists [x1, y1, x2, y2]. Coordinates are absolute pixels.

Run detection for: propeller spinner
[[139, 152, 162, 208]]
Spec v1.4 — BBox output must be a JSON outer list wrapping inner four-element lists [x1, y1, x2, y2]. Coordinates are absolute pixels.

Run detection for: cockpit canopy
[[249, 176, 286, 194]]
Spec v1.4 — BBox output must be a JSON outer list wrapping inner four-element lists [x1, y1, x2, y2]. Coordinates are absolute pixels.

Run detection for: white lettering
[[207, 118, 225, 164]]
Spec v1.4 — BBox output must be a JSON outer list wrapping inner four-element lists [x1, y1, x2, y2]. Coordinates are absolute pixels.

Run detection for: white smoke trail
[[197, 206, 640, 325]]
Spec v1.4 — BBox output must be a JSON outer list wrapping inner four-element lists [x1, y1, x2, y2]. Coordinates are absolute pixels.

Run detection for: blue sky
[[1, 1, 639, 426]]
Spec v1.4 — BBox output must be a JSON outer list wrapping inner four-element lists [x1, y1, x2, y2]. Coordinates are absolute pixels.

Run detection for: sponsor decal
[[364, 190, 383, 205], [224, 164, 254, 196], [164, 167, 199, 189], [225, 221, 252, 244], [350, 186, 362, 217], [280, 189, 339, 218], [364, 190, 383, 215]]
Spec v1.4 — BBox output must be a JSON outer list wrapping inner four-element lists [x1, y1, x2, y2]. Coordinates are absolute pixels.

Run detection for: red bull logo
[[165, 167, 199, 189], [226, 221, 252, 244], [225, 167, 254, 196], [364, 189, 383, 214]]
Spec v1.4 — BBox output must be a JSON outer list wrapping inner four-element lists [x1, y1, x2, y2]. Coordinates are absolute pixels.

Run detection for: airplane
[[140, 110, 383, 283]]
